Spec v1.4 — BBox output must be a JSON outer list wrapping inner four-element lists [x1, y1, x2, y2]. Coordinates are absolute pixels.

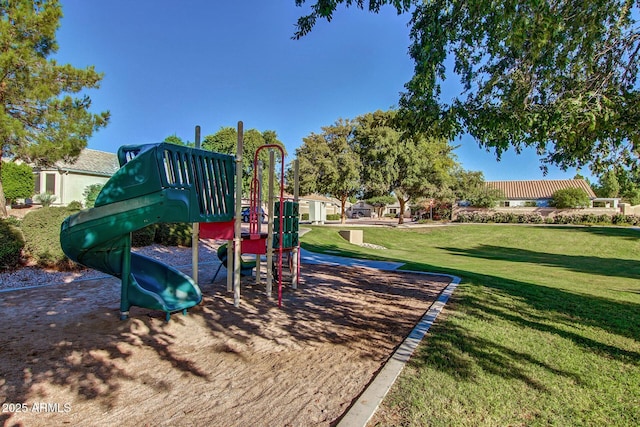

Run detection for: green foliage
[[365, 194, 396, 218], [594, 170, 621, 198], [294, 0, 640, 178], [354, 110, 457, 223], [294, 118, 361, 223], [34, 192, 57, 207], [0, 0, 109, 215], [202, 126, 285, 196], [155, 223, 192, 246], [1, 161, 34, 203], [163, 134, 193, 147], [326, 214, 341, 221], [551, 188, 590, 208], [0, 218, 24, 269], [82, 183, 103, 208], [21, 206, 80, 268], [301, 213, 310, 221], [66, 200, 83, 210], [131, 225, 156, 247]]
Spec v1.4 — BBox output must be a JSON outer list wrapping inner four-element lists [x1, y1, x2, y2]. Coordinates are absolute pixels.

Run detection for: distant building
[[484, 179, 618, 208], [33, 149, 119, 206]]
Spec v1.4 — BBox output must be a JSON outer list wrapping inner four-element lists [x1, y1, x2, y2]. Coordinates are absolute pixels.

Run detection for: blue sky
[[54, 0, 589, 182]]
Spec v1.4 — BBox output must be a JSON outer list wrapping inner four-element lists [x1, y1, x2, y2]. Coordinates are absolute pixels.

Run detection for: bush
[[155, 223, 192, 246], [301, 213, 309, 221], [326, 214, 341, 221], [83, 183, 104, 208], [0, 218, 24, 269], [21, 206, 79, 268], [35, 192, 57, 207], [1, 161, 34, 204], [551, 188, 590, 208], [131, 225, 156, 247], [67, 200, 84, 211]]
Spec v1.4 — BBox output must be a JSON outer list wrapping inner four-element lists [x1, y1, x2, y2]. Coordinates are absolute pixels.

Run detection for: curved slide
[[60, 143, 235, 319]]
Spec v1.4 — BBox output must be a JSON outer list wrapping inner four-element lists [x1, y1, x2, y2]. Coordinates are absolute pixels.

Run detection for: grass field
[[301, 225, 640, 426]]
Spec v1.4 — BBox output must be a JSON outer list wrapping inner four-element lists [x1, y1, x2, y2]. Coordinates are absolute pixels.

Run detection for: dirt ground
[[0, 262, 451, 427]]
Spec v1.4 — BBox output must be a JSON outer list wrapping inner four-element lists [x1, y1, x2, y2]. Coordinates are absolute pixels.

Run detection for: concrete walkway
[[300, 248, 461, 427]]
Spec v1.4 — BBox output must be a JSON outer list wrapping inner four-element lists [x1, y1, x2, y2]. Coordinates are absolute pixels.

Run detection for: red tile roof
[[486, 180, 596, 200]]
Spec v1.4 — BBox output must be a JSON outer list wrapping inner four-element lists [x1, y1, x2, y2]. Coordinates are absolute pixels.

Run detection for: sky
[[54, 0, 590, 182]]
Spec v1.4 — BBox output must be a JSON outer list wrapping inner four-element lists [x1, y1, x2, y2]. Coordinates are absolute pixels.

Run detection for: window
[[389, 208, 397, 214], [45, 173, 55, 194], [34, 172, 41, 194]]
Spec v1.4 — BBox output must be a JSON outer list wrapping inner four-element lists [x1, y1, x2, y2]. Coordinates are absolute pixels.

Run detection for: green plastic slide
[[60, 143, 235, 320]]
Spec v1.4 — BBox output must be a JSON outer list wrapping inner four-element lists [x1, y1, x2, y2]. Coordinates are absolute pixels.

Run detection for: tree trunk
[[0, 163, 7, 218], [340, 193, 347, 224], [398, 197, 408, 224]]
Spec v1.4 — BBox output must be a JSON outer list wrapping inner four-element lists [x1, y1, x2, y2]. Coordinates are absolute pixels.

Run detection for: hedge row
[[455, 211, 640, 226], [0, 207, 196, 271]]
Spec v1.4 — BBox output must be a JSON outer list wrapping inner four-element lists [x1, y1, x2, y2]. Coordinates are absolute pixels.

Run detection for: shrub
[[0, 218, 24, 269], [21, 206, 78, 268], [301, 213, 309, 221], [155, 223, 192, 246], [1, 161, 34, 204], [67, 200, 84, 211], [34, 192, 57, 207], [326, 214, 341, 221], [83, 183, 104, 208], [131, 225, 156, 247], [551, 188, 590, 208]]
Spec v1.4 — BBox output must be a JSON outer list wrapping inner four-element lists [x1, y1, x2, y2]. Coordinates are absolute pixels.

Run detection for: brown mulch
[[0, 263, 451, 426]]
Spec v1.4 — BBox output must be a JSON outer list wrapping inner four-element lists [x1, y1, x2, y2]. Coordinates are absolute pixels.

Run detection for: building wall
[[35, 170, 110, 207]]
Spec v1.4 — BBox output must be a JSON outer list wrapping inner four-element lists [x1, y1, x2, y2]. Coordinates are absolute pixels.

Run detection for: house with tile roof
[[33, 149, 120, 207], [485, 179, 618, 208]]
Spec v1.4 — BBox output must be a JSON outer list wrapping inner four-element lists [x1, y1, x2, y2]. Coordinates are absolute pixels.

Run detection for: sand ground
[[0, 260, 451, 426]]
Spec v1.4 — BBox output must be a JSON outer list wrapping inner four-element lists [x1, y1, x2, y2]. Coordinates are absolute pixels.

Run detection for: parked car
[[241, 206, 266, 222]]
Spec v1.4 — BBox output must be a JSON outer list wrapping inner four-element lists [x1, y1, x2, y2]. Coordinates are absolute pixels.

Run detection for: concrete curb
[[299, 249, 461, 427]]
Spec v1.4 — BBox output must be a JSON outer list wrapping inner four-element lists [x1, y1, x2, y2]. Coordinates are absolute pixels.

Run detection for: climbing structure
[[60, 143, 235, 320]]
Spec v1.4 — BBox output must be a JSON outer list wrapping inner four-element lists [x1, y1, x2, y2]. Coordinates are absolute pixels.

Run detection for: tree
[[593, 170, 620, 198], [0, 161, 34, 205], [365, 194, 396, 218], [293, 1, 640, 177], [0, 0, 109, 217], [450, 169, 504, 208], [551, 188, 590, 209], [294, 119, 361, 224], [83, 183, 103, 208], [202, 127, 286, 197], [163, 135, 193, 147], [354, 110, 456, 224]]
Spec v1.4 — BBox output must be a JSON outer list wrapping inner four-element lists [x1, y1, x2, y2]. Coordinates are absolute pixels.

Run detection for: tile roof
[[486, 180, 597, 200], [55, 149, 120, 176]]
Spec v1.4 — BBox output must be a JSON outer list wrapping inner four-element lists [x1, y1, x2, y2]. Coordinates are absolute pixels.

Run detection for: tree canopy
[[201, 126, 285, 196], [294, 119, 361, 223], [0, 0, 109, 216], [354, 110, 456, 223], [293, 0, 640, 179]]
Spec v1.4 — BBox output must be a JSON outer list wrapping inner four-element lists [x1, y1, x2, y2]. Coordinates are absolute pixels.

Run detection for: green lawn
[[301, 225, 640, 426]]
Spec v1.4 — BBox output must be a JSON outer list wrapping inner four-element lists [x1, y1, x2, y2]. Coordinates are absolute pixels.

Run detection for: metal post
[[256, 160, 263, 284], [266, 151, 275, 298], [233, 121, 243, 307], [192, 125, 201, 284], [291, 158, 299, 288]]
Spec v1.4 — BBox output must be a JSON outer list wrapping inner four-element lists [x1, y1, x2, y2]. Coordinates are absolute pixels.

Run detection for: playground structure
[[60, 121, 300, 320]]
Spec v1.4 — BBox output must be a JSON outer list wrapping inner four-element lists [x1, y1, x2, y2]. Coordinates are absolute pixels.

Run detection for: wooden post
[[192, 125, 201, 284]]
